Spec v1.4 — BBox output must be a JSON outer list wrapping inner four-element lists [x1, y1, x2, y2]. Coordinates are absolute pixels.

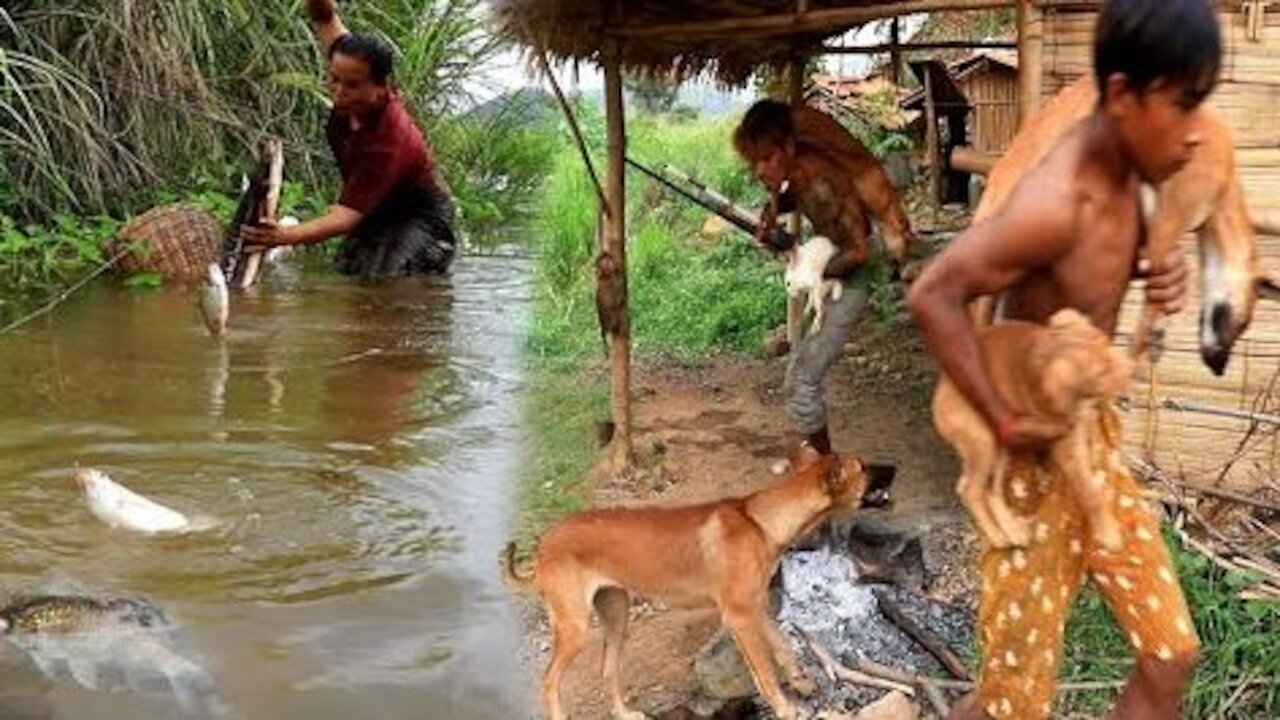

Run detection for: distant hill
[[676, 82, 755, 117], [465, 80, 754, 125], [546, 82, 754, 118], [465, 87, 559, 126]]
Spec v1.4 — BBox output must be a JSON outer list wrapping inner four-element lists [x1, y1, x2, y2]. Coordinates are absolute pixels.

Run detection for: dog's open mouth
[[860, 463, 896, 509]]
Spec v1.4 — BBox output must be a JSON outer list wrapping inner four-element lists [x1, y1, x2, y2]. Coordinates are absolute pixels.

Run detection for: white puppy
[[784, 236, 842, 337]]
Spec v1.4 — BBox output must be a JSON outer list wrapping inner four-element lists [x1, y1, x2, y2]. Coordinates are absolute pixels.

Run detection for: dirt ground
[[519, 314, 979, 719]]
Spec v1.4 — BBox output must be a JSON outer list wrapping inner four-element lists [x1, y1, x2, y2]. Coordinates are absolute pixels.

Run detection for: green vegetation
[[0, 1, 554, 318], [515, 367, 609, 551], [1058, 532, 1280, 717], [528, 108, 781, 366]]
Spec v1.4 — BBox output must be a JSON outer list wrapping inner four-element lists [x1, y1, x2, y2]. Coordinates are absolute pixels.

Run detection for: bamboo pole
[[532, 44, 609, 218], [609, 0, 1015, 40], [826, 40, 1018, 54], [1016, 0, 1044, 125], [602, 40, 634, 473]]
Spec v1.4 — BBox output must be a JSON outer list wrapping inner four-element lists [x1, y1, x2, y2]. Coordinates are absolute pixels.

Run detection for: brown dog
[[932, 309, 1134, 550], [503, 450, 871, 720]]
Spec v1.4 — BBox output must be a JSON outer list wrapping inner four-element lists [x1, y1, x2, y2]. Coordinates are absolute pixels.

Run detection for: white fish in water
[[75, 468, 191, 534], [200, 263, 229, 337]]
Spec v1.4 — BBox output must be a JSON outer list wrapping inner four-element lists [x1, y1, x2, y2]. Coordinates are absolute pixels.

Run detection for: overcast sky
[[468, 15, 928, 105]]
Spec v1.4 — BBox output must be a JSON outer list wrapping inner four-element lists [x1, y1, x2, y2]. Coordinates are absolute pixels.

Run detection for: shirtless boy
[[907, 0, 1219, 716]]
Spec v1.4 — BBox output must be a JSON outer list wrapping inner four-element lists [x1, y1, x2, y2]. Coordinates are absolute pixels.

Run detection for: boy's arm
[[907, 180, 1075, 448], [306, 0, 349, 55]]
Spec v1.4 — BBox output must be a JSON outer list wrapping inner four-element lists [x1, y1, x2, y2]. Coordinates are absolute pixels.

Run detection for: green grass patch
[[513, 364, 610, 551]]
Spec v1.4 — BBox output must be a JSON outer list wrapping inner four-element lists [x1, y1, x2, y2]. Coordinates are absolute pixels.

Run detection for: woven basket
[[111, 203, 221, 281]]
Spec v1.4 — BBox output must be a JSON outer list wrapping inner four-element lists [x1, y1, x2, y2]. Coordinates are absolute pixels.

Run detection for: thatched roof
[[492, 0, 1013, 85]]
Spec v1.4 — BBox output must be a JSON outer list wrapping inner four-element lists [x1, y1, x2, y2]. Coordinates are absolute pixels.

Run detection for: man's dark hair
[[330, 33, 394, 85], [734, 99, 794, 158], [1094, 0, 1221, 105]]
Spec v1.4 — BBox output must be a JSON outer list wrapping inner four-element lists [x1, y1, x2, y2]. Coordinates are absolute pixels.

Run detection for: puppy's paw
[[613, 710, 647, 720]]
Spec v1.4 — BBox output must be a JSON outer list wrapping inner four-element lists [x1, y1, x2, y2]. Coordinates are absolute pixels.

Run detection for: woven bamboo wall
[[1043, 2, 1280, 490], [957, 65, 1020, 153]]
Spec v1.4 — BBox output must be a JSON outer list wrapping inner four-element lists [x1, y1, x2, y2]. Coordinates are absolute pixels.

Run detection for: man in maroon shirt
[[243, 0, 455, 278]]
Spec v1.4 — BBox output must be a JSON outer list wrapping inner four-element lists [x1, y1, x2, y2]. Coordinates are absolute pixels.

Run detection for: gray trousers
[[785, 269, 869, 435]]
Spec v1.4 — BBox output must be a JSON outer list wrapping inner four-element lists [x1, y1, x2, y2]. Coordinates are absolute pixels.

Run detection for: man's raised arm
[[306, 0, 349, 55]]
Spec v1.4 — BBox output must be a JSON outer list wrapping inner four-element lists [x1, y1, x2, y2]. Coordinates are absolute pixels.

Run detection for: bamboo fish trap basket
[[111, 203, 221, 282]]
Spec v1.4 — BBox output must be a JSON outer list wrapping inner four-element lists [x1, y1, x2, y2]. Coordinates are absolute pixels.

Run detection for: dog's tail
[[501, 542, 536, 592]]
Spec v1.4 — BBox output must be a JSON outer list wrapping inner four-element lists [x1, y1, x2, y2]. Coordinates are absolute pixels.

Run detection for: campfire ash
[[772, 544, 974, 716]]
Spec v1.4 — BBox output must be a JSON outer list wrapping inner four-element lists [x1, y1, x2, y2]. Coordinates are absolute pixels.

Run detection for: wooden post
[[922, 64, 941, 211], [1016, 0, 1043, 126], [785, 54, 807, 352], [602, 41, 633, 473], [889, 18, 902, 85]]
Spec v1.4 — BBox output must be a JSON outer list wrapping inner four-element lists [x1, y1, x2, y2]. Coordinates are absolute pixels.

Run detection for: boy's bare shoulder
[[1015, 128, 1093, 205], [988, 129, 1093, 239]]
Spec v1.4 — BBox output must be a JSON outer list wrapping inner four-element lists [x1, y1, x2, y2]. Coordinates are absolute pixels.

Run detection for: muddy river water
[[0, 255, 535, 719]]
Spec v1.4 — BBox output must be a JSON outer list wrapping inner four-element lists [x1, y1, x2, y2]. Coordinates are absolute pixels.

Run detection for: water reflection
[[317, 279, 459, 465]]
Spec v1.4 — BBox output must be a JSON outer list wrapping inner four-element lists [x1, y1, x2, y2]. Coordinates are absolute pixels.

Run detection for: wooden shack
[[903, 49, 1019, 153], [952, 49, 1020, 153], [1037, 1, 1280, 489]]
